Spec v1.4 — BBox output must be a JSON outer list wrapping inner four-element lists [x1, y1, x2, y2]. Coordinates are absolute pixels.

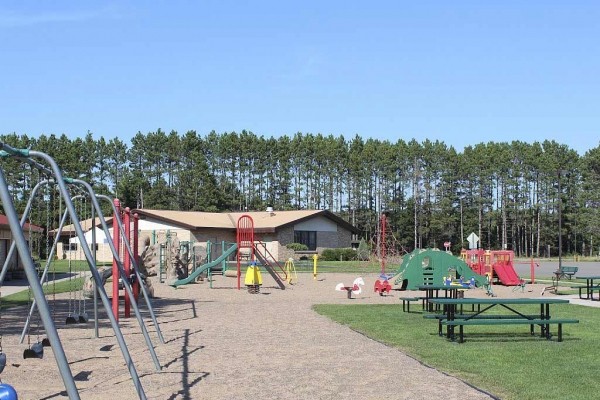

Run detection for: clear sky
[[2, 1, 599, 154]]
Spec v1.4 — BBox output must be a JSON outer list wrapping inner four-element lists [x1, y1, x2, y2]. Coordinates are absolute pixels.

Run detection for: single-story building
[[52, 217, 115, 262], [0, 214, 44, 277], [134, 209, 360, 261], [53, 209, 359, 263]]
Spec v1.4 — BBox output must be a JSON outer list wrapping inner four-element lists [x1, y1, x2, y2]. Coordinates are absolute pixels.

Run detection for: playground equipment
[[0, 383, 18, 400], [93, 192, 165, 345], [0, 144, 153, 399], [374, 279, 392, 295], [394, 249, 487, 290], [312, 254, 318, 280], [158, 231, 194, 284], [236, 215, 287, 291], [335, 277, 365, 299], [244, 261, 263, 293], [379, 213, 388, 275], [284, 258, 297, 284], [370, 213, 407, 271], [460, 249, 524, 286], [170, 215, 287, 290], [170, 243, 238, 287]]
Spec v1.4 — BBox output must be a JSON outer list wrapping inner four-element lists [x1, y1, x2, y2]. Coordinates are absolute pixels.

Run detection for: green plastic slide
[[170, 243, 238, 287]]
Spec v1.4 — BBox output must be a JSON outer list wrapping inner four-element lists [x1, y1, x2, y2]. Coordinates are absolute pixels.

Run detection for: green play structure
[[169, 243, 238, 287], [394, 248, 487, 290]]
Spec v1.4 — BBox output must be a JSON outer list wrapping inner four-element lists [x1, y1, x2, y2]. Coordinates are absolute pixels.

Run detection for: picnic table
[[575, 275, 600, 300], [428, 298, 577, 343], [417, 284, 469, 312]]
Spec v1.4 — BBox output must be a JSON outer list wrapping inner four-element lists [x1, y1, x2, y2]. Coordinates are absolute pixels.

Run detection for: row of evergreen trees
[[1, 130, 599, 258]]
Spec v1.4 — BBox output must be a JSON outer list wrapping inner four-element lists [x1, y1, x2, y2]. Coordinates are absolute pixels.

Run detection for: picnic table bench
[[428, 298, 577, 343], [576, 275, 600, 300], [424, 313, 541, 336], [442, 318, 578, 343], [401, 296, 423, 312]]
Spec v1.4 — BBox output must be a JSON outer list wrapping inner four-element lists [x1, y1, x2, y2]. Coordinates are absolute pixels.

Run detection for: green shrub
[[320, 248, 358, 261], [286, 242, 309, 251]]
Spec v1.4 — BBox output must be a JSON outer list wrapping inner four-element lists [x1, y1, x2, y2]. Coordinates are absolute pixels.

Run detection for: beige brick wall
[[276, 225, 354, 261]]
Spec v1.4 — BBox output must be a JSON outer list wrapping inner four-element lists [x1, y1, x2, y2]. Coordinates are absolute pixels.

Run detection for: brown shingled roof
[[133, 209, 359, 233], [0, 214, 44, 233]]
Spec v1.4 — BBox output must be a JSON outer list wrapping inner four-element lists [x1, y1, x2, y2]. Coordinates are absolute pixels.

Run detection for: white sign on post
[[467, 232, 480, 249]]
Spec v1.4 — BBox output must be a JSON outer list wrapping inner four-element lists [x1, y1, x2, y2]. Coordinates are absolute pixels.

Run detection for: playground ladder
[[159, 243, 166, 283]]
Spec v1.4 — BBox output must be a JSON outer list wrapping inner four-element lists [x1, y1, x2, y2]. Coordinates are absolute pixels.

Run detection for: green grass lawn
[[1, 257, 98, 309], [35, 259, 111, 273], [1, 277, 85, 309], [313, 303, 598, 400]]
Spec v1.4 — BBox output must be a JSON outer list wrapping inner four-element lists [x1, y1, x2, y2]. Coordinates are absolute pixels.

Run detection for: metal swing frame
[[0, 144, 148, 400], [14, 184, 164, 370]]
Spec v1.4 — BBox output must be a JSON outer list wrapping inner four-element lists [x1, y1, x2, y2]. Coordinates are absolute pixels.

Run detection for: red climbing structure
[[236, 215, 255, 290], [236, 215, 287, 290], [379, 213, 386, 275], [111, 202, 141, 319], [461, 249, 522, 286]]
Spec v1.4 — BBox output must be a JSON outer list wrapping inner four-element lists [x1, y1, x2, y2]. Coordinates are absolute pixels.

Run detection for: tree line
[[1, 130, 599, 258]]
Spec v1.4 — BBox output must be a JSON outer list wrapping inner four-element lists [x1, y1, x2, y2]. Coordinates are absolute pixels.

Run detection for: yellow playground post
[[312, 254, 319, 280]]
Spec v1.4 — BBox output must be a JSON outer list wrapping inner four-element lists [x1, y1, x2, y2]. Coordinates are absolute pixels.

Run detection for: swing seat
[[23, 342, 44, 359], [0, 352, 6, 373], [78, 312, 89, 323], [41, 337, 51, 347], [65, 314, 79, 324], [0, 383, 18, 400]]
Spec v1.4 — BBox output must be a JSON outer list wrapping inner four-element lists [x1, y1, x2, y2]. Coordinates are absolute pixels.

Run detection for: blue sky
[[1, 1, 599, 154]]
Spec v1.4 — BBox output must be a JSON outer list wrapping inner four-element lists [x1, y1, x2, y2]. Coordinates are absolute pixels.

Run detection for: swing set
[[0, 143, 165, 400]]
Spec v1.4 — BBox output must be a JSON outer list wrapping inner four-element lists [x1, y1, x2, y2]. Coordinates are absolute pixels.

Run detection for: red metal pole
[[380, 214, 386, 275], [123, 207, 131, 318], [530, 257, 535, 284], [112, 198, 121, 321], [133, 213, 140, 303]]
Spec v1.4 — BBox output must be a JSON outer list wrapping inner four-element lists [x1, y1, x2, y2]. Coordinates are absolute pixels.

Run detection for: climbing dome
[[394, 248, 487, 290]]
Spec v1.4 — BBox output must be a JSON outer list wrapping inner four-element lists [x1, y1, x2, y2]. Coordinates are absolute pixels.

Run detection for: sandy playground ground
[[0, 273, 563, 400]]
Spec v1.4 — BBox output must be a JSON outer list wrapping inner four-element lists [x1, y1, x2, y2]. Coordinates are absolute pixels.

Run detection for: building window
[[294, 231, 317, 251]]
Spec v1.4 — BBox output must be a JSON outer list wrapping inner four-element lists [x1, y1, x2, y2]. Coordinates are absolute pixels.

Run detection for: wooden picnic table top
[[428, 298, 570, 305]]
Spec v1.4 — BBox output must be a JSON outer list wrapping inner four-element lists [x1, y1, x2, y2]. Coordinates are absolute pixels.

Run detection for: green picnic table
[[575, 275, 600, 300], [417, 284, 469, 312], [428, 297, 577, 343]]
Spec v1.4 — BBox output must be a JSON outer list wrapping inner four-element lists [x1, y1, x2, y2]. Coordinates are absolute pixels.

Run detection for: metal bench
[[555, 266, 578, 280], [441, 318, 579, 343]]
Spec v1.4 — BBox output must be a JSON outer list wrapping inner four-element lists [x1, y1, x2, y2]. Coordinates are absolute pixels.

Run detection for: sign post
[[467, 232, 480, 249]]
